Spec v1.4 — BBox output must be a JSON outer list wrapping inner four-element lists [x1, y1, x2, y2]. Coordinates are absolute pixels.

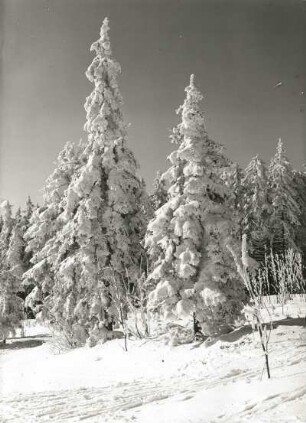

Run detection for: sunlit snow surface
[[0, 298, 305, 423]]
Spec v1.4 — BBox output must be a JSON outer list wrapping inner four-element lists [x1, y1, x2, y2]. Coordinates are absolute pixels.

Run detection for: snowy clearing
[[0, 302, 306, 423]]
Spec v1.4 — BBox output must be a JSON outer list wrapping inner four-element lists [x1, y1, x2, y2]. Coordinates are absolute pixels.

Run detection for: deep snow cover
[[0, 298, 305, 423]]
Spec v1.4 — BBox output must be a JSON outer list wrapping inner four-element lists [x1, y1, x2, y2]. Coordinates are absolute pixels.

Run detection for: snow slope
[[0, 311, 305, 422]]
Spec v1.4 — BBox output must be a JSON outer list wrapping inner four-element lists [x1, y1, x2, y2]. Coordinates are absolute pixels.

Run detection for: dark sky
[[1, 0, 305, 208]]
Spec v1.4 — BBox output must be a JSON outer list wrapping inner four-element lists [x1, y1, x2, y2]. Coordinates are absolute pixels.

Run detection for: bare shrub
[[109, 266, 151, 351], [251, 249, 305, 313], [46, 330, 77, 354], [228, 235, 272, 379]]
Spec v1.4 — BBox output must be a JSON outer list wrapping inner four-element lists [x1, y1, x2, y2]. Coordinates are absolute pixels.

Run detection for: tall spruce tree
[[268, 139, 301, 255], [221, 162, 244, 244], [145, 76, 245, 336], [21, 197, 35, 230], [13, 198, 35, 316], [46, 18, 147, 345], [223, 162, 243, 212], [241, 155, 271, 262], [0, 201, 24, 342]]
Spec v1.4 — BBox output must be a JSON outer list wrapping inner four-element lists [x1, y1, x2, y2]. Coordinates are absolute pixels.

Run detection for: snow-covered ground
[[0, 299, 305, 423]]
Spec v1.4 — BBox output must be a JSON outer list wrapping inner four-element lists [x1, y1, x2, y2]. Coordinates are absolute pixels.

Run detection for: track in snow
[[1, 318, 305, 423], [0, 366, 257, 423]]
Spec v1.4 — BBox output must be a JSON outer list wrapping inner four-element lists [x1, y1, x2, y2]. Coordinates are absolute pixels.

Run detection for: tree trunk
[[193, 313, 203, 340]]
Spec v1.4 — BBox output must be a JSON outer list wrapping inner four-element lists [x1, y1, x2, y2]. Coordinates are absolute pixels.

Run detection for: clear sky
[[0, 0, 305, 208]]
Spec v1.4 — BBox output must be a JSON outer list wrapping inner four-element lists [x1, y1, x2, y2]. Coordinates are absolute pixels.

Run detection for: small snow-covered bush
[[160, 322, 194, 346], [47, 332, 77, 354], [86, 324, 113, 348]]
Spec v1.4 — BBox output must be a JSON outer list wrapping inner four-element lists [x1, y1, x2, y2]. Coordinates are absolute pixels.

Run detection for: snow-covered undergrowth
[[0, 299, 305, 423]]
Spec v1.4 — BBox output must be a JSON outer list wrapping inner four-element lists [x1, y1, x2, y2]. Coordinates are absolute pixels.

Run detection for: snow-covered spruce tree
[[221, 162, 244, 246], [47, 18, 147, 346], [241, 155, 271, 263], [13, 198, 36, 317], [23, 141, 85, 317], [145, 75, 245, 336], [268, 139, 301, 255], [7, 223, 25, 281], [293, 167, 306, 277], [0, 201, 24, 342], [151, 171, 168, 211], [223, 162, 243, 212], [20, 197, 35, 230], [20, 197, 35, 272]]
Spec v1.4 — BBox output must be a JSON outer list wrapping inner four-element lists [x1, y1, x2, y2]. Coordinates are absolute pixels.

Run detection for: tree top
[[90, 17, 112, 56]]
